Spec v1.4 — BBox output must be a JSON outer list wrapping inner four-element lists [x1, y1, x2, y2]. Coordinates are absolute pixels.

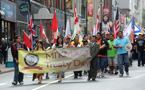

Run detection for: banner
[[19, 47, 91, 74]]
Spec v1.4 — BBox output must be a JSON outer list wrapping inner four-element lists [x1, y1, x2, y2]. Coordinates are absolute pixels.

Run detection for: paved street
[[0, 61, 145, 90]]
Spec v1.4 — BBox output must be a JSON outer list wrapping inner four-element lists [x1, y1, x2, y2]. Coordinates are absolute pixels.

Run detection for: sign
[[19, 3, 29, 15], [1, 0, 16, 22], [18, 47, 91, 74]]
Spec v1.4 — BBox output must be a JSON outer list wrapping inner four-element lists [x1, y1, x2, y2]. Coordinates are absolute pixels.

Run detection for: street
[[0, 61, 145, 90]]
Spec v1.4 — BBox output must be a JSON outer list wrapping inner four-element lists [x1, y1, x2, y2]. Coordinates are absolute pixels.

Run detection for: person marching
[[32, 40, 44, 84], [88, 36, 99, 81], [55, 36, 65, 83], [107, 34, 118, 75], [136, 34, 145, 67], [11, 35, 24, 85], [71, 35, 83, 79], [96, 32, 109, 78], [114, 31, 130, 77]]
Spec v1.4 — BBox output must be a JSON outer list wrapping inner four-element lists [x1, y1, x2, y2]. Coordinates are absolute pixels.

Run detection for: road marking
[[32, 74, 74, 90], [0, 83, 7, 86]]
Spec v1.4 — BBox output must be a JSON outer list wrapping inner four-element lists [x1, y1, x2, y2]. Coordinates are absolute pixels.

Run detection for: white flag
[[92, 25, 97, 35], [65, 19, 71, 37]]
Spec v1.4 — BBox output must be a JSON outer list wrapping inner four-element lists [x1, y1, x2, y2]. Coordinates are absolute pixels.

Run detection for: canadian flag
[[72, 0, 80, 39], [51, 10, 58, 44], [23, 31, 32, 49], [40, 21, 47, 39]]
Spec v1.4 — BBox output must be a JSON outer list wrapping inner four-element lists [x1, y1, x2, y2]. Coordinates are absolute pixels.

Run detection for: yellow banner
[[18, 47, 91, 74]]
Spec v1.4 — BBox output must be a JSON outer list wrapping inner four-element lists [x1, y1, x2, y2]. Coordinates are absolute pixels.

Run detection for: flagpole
[[100, 0, 103, 34], [64, 0, 67, 30], [86, 0, 88, 35]]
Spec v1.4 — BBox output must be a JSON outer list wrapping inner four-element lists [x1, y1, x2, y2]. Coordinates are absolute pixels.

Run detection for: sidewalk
[[0, 64, 14, 74]]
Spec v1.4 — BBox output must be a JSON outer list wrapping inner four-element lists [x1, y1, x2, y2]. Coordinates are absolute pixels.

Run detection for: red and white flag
[[72, 0, 80, 39], [40, 21, 47, 39], [28, 15, 36, 36], [51, 10, 58, 44], [114, 8, 120, 38], [23, 31, 32, 49]]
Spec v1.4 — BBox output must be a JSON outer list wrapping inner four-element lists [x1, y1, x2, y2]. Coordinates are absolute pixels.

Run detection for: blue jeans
[[138, 51, 145, 66], [97, 57, 107, 72], [13, 60, 24, 83], [117, 53, 129, 75]]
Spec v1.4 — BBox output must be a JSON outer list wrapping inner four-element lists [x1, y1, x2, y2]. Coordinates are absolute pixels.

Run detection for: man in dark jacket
[[88, 36, 99, 81], [136, 34, 145, 66], [11, 35, 24, 85]]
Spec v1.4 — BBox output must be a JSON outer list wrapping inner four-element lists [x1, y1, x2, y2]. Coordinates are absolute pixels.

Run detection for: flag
[[51, 10, 58, 44], [72, 0, 80, 39], [92, 25, 97, 35], [130, 17, 135, 43], [65, 19, 71, 37], [114, 7, 120, 38], [28, 15, 36, 36], [40, 21, 47, 39], [134, 25, 141, 35], [93, 15, 100, 35], [123, 18, 135, 37], [123, 17, 135, 43], [23, 31, 32, 49]]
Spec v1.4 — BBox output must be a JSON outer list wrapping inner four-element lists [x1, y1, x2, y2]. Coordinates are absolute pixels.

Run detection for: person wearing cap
[[114, 31, 130, 77]]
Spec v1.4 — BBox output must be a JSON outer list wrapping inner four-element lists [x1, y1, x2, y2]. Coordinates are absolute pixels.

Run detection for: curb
[[0, 69, 14, 74]]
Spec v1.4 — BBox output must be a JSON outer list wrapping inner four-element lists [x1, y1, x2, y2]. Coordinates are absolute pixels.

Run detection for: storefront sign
[[19, 3, 29, 15]]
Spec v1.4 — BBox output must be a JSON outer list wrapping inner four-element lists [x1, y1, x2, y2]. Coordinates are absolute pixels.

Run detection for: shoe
[[126, 72, 129, 76], [58, 80, 62, 83], [38, 82, 42, 84], [19, 82, 24, 85], [12, 81, 17, 85], [119, 74, 123, 77], [46, 77, 49, 79], [74, 76, 78, 79], [92, 79, 96, 81], [104, 69, 108, 73], [87, 78, 91, 81], [114, 71, 118, 75]]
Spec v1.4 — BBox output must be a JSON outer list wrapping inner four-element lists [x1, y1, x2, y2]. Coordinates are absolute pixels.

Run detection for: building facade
[[0, 0, 16, 43]]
